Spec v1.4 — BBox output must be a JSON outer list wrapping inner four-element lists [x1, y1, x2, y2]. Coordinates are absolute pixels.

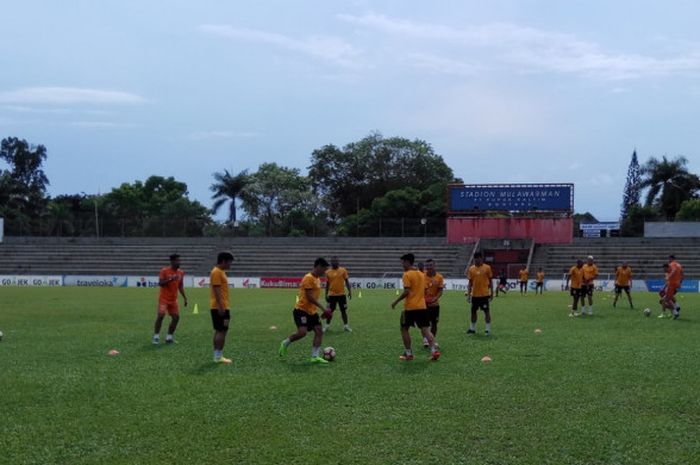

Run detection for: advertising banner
[[127, 276, 196, 288], [0, 275, 63, 287], [449, 183, 574, 213], [63, 275, 128, 287], [192, 276, 260, 289], [645, 280, 699, 293]]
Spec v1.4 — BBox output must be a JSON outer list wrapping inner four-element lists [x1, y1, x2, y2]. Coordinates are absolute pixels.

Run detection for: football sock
[[214, 350, 222, 360], [282, 338, 291, 347], [153, 333, 159, 339], [485, 323, 491, 332], [469, 322, 477, 331], [405, 348, 413, 356], [431, 345, 438, 354], [166, 334, 173, 341], [311, 346, 320, 358]]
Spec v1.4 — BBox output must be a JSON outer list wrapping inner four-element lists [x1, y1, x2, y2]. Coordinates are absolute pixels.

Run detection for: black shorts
[[400, 309, 430, 328], [327, 295, 348, 312], [210, 309, 231, 332], [293, 309, 321, 331], [471, 296, 490, 312], [615, 285, 630, 294], [536, 282, 543, 288], [570, 288, 584, 298], [582, 284, 594, 296], [519, 281, 527, 287], [427, 305, 440, 324]]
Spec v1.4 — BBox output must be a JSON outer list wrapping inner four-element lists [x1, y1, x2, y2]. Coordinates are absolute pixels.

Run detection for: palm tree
[[210, 169, 249, 224], [640, 156, 700, 220]]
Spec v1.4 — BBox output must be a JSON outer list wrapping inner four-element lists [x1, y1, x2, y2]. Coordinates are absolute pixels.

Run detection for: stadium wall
[[447, 218, 574, 244], [644, 222, 700, 238]]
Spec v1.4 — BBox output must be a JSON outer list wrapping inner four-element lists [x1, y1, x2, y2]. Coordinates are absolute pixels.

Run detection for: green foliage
[[309, 132, 457, 221], [640, 155, 700, 220], [210, 169, 249, 224], [620, 205, 659, 237], [620, 150, 641, 221], [676, 199, 700, 221], [2, 287, 699, 464], [572, 212, 598, 237]]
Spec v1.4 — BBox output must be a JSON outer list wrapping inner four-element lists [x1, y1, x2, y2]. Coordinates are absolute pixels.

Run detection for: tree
[[309, 132, 457, 221], [676, 199, 700, 221], [620, 205, 658, 237], [640, 155, 700, 220], [0, 137, 50, 234], [240, 163, 315, 236], [572, 212, 598, 237], [210, 169, 249, 224], [619, 150, 641, 222]]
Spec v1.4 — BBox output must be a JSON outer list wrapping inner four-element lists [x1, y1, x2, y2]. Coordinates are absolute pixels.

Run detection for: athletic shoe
[[673, 307, 680, 319], [399, 353, 415, 361], [214, 357, 232, 364], [484, 330, 490, 336], [165, 337, 175, 344], [657, 314, 666, 319], [466, 329, 476, 334], [278, 342, 288, 357], [310, 356, 329, 364], [343, 326, 353, 332], [152, 336, 159, 345], [423, 338, 429, 347], [322, 325, 329, 333], [431, 351, 441, 361]]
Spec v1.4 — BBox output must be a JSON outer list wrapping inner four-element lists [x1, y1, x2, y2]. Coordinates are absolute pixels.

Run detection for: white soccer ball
[[323, 346, 336, 361], [643, 308, 651, 317], [0, 330, 4, 341]]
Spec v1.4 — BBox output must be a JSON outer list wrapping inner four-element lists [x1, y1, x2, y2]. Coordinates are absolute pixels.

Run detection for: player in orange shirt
[[210, 251, 234, 364], [279, 258, 332, 364], [662, 255, 684, 319], [613, 261, 634, 309], [324, 256, 352, 332], [152, 254, 188, 345], [391, 253, 440, 361], [423, 258, 445, 346], [518, 265, 529, 295], [565, 259, 585, 317], [581, 255, 599, 315], [535, 268, 545, 295], [467, 252, 494, 335]]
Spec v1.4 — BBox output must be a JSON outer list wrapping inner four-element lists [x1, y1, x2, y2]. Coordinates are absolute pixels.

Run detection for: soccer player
[[423, 258, 445, 346], [210, 251, 234, 364], [518, 265, 529, 295], [323, 256, 353, 332], [391, 253, 440, 361], [466, 252, 494, 335], [662, 255, 684, 319], [613, 261, 634, 309], [565, 259, 585, 317], [535, 268, 545, 295], [581, 255, 598, 315], [153, 254, 187, 344], [279, 258, 332, 364], [495, 270, 508, 297]]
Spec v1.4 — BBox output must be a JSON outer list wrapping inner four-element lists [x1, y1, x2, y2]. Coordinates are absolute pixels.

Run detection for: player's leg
[[419, 322, 440, 360], [323, 298, 336, 331], [399, 311, 414, 360], [310, 322, 328, 363], [339, 296, 351, 331], [467, 303, 478, 333], [571, 290, 579, 315], [153, 304, 166, 343], [280, 310, 309, 356], [625, 288, 634, 308], [211, 310, 231, 363], [613, 287, 620, 307], [166, 304, 180, 343], [483, 302, 492, 335]]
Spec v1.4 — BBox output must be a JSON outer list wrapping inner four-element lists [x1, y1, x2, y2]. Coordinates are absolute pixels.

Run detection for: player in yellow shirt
[[279, 258, 332, 364], [323, 256, 353, 333], [613, 261, 634, 309], [518, 265, 529, 295], [565, 259, 585, 317], [391, 253, 440, 361], [535, 268, 545, 295], [210, 251, 234, 364], [467, 252, 494, 335], [423, 258, 445, 346], [581, 255, 599, 315]]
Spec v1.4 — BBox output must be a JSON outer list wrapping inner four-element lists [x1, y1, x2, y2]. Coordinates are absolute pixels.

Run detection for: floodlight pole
[[94, 196, 99, 238]]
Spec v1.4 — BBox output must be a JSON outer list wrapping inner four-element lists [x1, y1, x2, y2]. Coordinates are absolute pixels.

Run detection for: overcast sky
[[2, 0, 699, 221]]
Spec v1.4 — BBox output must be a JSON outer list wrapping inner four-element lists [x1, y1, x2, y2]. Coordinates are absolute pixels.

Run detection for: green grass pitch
[[1, 287, 698, 465]]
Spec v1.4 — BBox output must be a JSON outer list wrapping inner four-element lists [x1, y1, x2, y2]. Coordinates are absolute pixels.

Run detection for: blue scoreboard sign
[[449, 184, 574, 213]]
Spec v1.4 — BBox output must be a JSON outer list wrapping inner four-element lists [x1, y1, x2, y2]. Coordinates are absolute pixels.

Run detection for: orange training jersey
[[424, 272, 445, 307], [209, 266, 229, 310], [326, 267, 349, 296], [668, 261, 683, 287], [536, 271, 545, 283], [519, 269, 529, 282], [158, 267, 184, 304], [615, 267, 632, 286], [297, 273, 322, 315], [582, 264, 598, 284], [402, 269, 427, 311], [468, 264, 493, 298], [568, 266, 584, 289]]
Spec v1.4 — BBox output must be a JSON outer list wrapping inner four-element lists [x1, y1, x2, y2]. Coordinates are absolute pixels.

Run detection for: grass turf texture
[[1, 287, 698, 465]]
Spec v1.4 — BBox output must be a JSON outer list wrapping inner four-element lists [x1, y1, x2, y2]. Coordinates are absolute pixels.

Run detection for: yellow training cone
[[193, 303, 199, 315], [395, 289, 400, 296], [358, 290, 362, 299], [295, 295, 300, 304]]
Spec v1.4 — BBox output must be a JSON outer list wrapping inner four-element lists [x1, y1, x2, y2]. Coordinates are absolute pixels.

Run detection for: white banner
[[0, 275, 62, 287], [191, 276, 260, 289], [126, 275, 196, 289], [63, 275, 128, 287]]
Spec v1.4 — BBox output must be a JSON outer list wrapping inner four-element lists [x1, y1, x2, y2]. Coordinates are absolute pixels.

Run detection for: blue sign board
[[645, 280, 698, 293], [449, 184, 574, 213]]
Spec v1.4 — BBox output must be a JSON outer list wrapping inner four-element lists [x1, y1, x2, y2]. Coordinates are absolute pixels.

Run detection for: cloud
[[187, 130, 260, 141], [0, 87, 148, 105], [338, 12, 700, 80], [199, 24, 362, 68], [402, 53, 483, 77]]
